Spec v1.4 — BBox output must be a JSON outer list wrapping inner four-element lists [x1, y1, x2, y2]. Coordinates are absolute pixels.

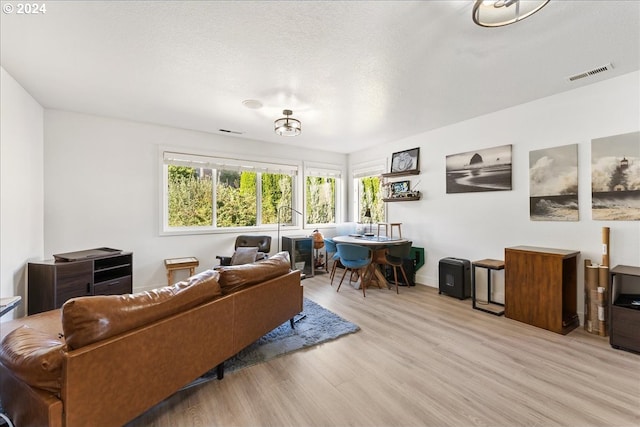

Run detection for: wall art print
[[391, 180, 410, 196], [391, 147, 419, 173], [591, 131, 640, 221], [446, 144, 512, 194], [529, 144, 579, 221]]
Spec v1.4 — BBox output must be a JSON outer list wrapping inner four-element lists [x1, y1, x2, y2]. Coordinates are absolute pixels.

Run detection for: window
[[353, 162, 386, 224], [304, 164, 342, 226], [162, 151, 298, 234]]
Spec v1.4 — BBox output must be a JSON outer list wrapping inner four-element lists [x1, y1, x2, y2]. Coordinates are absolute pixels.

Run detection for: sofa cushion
[[218, 251, 291, 295], [62, 269, 222, 350], [0, 325, 65, 394], [231, 246, 259, 265]]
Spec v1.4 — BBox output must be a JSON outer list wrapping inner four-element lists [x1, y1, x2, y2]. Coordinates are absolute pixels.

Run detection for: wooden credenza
[[505, 246, 580, 335], [28, 251, 133, 315]]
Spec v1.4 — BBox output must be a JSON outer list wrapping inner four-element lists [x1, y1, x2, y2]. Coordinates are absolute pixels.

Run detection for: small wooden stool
[[377, 222, 402, 238], [472, 259, 505, 316], [389, 223, 402, 238], [377, 222, 389, 237], [164, 257, 199, 285]]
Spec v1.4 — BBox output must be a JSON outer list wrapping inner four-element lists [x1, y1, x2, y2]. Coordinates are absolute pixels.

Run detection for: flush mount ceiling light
[[242, 99, 263, 109], [274, 109, 301, 137], [472, 0, 550, 27]]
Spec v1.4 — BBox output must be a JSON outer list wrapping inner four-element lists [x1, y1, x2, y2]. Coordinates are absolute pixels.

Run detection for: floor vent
[[568, 63, 613, 82]]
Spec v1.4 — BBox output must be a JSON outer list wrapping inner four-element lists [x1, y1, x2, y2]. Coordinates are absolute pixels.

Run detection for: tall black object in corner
[[281, 236, 314, 278], [438, 257, 471, 300]]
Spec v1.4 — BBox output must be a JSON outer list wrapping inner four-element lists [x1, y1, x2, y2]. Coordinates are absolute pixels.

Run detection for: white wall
[[4, 66, 638, 321], [349, 71, 640, 316], [0, 67, 44, 320], [43, 111, 348, 290]]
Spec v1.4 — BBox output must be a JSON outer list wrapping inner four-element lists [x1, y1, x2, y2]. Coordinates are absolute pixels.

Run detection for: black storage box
[[439, 257, 471, 300]]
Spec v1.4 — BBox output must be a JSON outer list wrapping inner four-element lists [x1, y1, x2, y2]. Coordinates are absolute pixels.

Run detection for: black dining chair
[[376, 241, 413, 294]]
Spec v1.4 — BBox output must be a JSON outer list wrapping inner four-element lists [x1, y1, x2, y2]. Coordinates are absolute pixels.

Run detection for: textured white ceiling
[[1, 1, 638, 153]]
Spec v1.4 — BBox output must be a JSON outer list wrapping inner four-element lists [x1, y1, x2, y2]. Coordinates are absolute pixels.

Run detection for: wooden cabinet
[[28, 252, 133, 314], [504, 246, 580, 335], [609, 265, 640, 353]]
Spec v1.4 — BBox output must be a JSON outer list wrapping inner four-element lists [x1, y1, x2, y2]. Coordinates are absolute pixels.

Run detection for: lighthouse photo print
[[591, 131, 640, 221]]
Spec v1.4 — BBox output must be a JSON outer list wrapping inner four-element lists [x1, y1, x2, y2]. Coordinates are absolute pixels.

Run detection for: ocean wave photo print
[[529, 144, 579, 221]]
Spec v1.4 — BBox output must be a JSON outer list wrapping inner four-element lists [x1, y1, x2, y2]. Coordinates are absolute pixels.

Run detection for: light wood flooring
[[127, 273, 640, 427]]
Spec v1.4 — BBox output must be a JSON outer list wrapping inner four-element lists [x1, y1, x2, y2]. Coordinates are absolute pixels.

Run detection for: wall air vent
[[218, 129, 243, 135], [567, 63, 613, 82]]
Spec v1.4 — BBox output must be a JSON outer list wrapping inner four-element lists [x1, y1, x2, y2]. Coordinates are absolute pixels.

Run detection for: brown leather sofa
[[0, 252, 303, 427]]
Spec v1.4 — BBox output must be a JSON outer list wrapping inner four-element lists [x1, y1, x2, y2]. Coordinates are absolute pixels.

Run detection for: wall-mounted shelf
[[383, 195, 421, 202], [381, 170, 420, 178]]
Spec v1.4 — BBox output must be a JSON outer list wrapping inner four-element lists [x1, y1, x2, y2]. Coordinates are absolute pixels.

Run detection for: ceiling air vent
[[567, 63, 613, 82], [218, 129, 243, 135]]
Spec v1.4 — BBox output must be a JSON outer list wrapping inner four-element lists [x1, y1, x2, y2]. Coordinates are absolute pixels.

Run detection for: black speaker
[[438, 257, 471, 300]]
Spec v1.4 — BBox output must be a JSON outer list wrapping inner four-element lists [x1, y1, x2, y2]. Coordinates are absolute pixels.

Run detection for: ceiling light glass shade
[[472, 0, 550, 27], [274, 109, 301, 137]]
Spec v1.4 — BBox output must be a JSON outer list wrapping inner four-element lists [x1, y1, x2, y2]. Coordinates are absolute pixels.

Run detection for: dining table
[[332, 234, 410, 290]]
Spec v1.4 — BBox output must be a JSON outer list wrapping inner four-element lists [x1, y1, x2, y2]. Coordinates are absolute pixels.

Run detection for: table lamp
[[364, 208, 373, 236]]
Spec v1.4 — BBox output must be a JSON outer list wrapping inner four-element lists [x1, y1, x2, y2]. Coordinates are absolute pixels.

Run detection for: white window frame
[[303, 161, 344, 229], [352, 160, 387, 223], [160, 147, 301, 236]]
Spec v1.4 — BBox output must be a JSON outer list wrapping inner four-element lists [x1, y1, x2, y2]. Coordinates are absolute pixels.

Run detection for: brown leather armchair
[[216, 235, 272, 266]]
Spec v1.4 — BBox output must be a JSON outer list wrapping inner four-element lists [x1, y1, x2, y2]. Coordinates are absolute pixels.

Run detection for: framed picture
[[446, 144, 512, 194], [391, 180, 410, 196], [591, 131, 640, 220], [391, 148, 419, 173], [529, 144, 578, 221]]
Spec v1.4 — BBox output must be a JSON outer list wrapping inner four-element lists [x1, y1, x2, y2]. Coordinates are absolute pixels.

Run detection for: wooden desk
[[164, 257, 199, 285], [333, 235, 408, 290], [505, 246, 579, 334]]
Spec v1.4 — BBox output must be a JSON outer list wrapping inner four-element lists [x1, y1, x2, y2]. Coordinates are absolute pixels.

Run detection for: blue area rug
[[185, 298, 359, 388]]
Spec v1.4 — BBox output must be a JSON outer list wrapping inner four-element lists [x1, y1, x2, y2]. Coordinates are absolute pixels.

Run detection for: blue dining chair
[[336, 243, 373, 297], [323, 238, 340, 285]]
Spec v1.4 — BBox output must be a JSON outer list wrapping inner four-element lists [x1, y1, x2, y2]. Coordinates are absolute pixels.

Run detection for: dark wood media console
[[28, 250, 133, 315], [609, 265, 640, 353]]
